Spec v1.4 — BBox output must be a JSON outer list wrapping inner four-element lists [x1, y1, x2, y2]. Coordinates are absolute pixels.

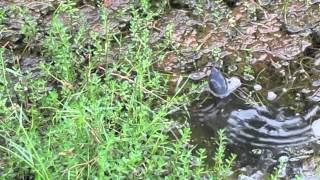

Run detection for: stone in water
[[312, 80, 320, 87], [253, 84, 262, 91], [267, 91, 277, 101]]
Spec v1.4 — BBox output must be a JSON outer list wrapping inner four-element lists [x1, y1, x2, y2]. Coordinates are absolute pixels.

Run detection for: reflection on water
[[227, 105, 320, 148], [188, 92, 320, 176]]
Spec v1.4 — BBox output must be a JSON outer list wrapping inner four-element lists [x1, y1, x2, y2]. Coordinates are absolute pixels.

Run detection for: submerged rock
[[267, 91, 277, 101], [243, 74, 255, 81], [308, 89, 320, 102], [253, 84, 262, 91], [312, 80, 320, 87], [238, 170, 264, 180]]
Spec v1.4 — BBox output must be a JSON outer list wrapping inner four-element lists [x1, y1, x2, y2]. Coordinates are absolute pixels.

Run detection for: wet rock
[[151, 9, 210, 73], [312, 80, 320, 87], [302, 88, 312, 94], [298, 155, 320, 178], [238, 170, 264, 180], [188, 71, 208, 81], [281, 2, 320, 35], [308, 89, 320, 102], [281, 23, 305, 34], [311, 31, 320, 46], [238, 175, 255, 180], [272, 62, 282, 69], [258, 0, 272, 6], [26, 2, 54, 15], [20, 56, 47, 78], [253, 84, 262, 91], [243, 74, 254, 81], [228, 64, 238, 73], [230, 2, 313, 61], [88, 0, 131, 35], [281, 61, 289, 66], [1, 18, 25, 45], [288, 148, 314, 162], [0, 31, 24, 44], [79, 5, 100, 25]]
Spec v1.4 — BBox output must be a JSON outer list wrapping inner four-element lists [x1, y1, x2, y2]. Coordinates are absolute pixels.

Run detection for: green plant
[[214, 129, 237, 179], [269, 156, 288, 180], [0, 48, 10, 119], [244, 64, 254, 76], [21, 15, 37, 42], [0, 8, 5, 24], [283, 0, 291, 23], [0, 111, 51, 179], [165, 22, 175, 47], [0, 1, 237, 179], [43, 3, 77, 84], [212, 47, 222, 62]]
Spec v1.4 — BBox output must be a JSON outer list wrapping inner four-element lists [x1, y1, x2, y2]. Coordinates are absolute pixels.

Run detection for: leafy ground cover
[[0, 1, 234, 179]]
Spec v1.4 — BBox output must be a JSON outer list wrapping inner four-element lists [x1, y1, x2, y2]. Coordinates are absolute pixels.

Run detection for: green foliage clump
[[0, 1, 236, 179]]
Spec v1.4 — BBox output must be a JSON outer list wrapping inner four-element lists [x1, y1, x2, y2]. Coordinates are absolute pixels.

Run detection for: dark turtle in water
[[190, 94, 320, 177], [208, 67, 241, 98], [206, 68, 320, 149], [190, 68, 320, 177]]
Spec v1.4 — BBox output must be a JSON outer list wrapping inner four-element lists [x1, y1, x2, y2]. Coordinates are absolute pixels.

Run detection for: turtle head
[[208, 67, 241, 98]]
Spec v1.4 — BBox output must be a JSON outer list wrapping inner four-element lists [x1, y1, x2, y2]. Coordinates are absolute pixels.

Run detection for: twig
[[1, 41, 10, 48], [62, 157, 97, 175], [196, 32, 213, 51]]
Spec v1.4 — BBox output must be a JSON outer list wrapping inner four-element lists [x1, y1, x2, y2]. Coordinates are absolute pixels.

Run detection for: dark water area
[[178, 77, 320, 178], [180, 89, 320, 178], [171, 44, 320, 177]]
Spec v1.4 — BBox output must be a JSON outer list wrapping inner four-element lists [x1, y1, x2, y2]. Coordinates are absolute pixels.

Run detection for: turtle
[[205, 67, 320, 177], [208, 67, 241, 98]]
